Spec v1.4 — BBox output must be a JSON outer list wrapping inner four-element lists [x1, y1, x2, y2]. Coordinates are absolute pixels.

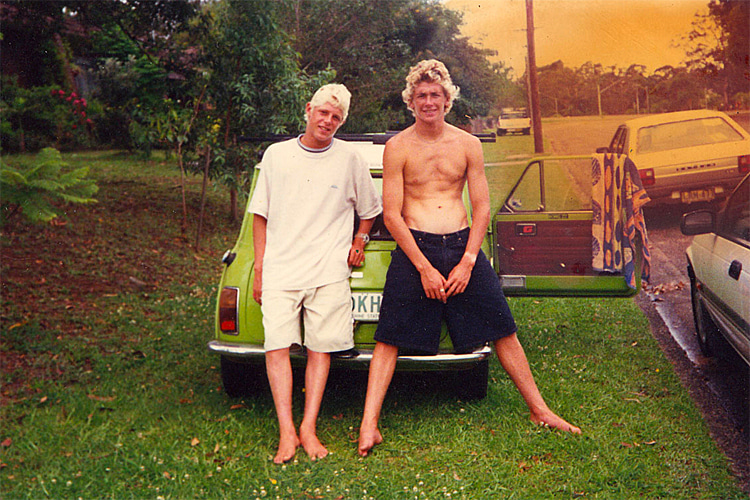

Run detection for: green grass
[[1, 148, 745, 499]]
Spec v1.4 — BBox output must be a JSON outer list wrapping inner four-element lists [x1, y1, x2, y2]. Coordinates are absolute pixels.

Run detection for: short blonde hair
[[401, 59, 460, 115], [307, 83, 352, 122]]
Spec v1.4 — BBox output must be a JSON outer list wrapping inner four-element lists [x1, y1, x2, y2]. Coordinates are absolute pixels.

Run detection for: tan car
[[598, 110, 750, 206]]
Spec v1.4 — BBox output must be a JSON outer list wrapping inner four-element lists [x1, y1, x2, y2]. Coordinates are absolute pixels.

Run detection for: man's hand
[[252, 269, 262, 304], [420, 265, 448, 303], [348, 239, 366, 267], [445, 254, 476, 297]]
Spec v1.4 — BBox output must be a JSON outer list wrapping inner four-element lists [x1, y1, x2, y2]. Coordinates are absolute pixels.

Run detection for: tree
[[679, 0, 749, 109], [279, 0, 509, 131], [1, 148, 98, 225], [706, 0, 749, 107], [204, 0, 334, 221]]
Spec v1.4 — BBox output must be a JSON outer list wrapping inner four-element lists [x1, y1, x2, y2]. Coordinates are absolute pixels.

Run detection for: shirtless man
[[358, 60, 580, 457]]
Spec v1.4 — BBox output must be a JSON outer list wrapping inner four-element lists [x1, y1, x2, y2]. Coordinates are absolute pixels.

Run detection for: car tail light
[[739, 155, 750, 174], [219, 287, 239, 334], [639, 168, 655, 187]]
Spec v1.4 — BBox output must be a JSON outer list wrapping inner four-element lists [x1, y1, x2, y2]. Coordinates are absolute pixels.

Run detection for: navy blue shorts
[[374, 228, 517, 354]]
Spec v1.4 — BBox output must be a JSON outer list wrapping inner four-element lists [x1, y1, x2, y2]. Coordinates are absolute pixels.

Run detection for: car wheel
[[496, 129, 506, 136], [220, 356, 266, 397], [690, 278, 720, 357], [523, 128, 531, 135], [453, 359, 489, 400]]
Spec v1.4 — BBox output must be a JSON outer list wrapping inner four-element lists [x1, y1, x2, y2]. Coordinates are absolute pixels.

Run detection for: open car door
[[492, 155, 644, 297]]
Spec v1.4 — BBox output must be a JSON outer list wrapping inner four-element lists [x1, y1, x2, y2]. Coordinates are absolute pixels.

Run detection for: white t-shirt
[[248, 137, 382, 291]]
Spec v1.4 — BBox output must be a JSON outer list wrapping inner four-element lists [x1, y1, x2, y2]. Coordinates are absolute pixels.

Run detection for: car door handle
[[728, 260, 742, 281]]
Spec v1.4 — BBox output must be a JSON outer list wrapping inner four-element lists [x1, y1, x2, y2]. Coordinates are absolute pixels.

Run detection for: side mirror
[[596, 147, 610, 154], [681, 210, 715, 236]]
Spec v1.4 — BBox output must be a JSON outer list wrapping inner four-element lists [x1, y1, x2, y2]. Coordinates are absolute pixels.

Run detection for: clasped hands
[[420, 257, 474, 303]]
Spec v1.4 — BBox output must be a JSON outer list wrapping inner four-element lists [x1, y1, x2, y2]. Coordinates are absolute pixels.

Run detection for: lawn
[[0, 146, 745, 499]]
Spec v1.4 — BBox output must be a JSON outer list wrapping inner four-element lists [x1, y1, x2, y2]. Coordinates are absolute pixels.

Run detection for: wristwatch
[[354, 233, 370, 244]]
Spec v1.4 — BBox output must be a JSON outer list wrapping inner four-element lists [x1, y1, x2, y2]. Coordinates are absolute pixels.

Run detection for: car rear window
[[636, 117, 745, 154]]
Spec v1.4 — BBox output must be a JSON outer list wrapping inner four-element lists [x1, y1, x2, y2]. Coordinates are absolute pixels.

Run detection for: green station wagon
[[209, 134, 645, 399]]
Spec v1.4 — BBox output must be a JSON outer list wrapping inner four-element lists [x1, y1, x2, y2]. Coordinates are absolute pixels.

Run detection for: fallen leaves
[[621, 441, 658, 448], [643, 281, 686, 300], [87, 393, 116, 402]]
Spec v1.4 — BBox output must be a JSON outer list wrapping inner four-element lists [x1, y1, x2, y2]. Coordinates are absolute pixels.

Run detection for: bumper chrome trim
[[208, 341, 492, 371]]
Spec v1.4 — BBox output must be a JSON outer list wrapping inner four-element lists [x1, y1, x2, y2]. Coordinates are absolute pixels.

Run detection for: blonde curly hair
[[401, 59, 460, 116]]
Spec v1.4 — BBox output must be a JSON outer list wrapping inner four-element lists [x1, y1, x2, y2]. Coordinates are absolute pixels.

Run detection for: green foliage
[[279, 0, 513, 131], [0, 148, 98, 225], [0, 77, 95, 153]]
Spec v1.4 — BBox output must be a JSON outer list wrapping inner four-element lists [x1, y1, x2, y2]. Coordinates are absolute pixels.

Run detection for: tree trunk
[[53, 33, 77, 94], [177, 141, 188, 236], [195, 146, 211, 251]]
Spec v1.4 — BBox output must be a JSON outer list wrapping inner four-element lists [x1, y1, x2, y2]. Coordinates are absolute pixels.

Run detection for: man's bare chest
[[403, 152, 467, 187]]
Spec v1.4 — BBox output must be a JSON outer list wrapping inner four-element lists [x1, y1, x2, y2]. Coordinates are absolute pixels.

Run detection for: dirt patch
[[1, 173, 238, 401]]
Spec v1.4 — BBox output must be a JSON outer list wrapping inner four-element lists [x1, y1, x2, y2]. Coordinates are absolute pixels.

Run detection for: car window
[[636, 117, 745, 154], [502, 158, 592, 213], [503, 161, 542, 212], [720, 177, 750, 243]]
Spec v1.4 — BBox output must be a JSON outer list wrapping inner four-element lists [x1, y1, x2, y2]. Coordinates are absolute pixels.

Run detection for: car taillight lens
[[639, 168, 655, 187], [739, 155, 750, 174], [219, 287, 239, 334]]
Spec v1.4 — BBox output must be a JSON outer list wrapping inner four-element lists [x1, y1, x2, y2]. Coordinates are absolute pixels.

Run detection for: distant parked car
[[496, 108, 531, 136], [598, 110, 750, 206], [681, 173, 750, 366]]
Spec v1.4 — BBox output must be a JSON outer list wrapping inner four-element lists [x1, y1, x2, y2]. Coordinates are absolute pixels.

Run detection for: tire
[[522, 128, 531, 135], [496, 129, 506, 136], [453, 359, 489, 400], [220, 356, 266, 397], [690, 278, 720, 357]]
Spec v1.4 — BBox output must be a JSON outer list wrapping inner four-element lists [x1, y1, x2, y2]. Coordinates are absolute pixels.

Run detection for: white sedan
[[682, 173, 750, 366], [599, 110, 750, 206]]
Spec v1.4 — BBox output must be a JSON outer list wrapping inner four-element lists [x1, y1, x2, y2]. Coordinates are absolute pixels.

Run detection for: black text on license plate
[[351, 292, 382, 321], [681, 189, 715, 204]]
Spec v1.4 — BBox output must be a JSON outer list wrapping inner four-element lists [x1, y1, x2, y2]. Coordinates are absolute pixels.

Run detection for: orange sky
[[445, 0, 709, 75]]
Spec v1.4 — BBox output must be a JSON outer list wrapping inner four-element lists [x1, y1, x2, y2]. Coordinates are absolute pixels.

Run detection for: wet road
[[540, 113, 749, 487]]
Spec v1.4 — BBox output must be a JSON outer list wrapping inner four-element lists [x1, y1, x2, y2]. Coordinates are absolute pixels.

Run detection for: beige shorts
[[261, 280, 354, 353]]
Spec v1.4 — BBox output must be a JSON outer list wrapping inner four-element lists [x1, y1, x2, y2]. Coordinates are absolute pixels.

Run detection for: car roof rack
[[239, 131, 496, 144]]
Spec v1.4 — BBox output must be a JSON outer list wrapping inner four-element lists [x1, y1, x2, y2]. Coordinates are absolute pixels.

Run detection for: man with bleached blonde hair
[[358, 60, 580, 457], [250, 83, 382, 463]]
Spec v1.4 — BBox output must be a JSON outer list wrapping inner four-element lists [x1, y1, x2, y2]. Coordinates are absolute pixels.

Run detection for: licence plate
[[351, 292, 382, 321], [681, 188, 715, 204]]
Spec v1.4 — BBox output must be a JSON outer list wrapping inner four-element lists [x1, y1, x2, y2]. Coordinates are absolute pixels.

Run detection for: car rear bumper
[[207, 340, 492, 371], [647, 178, 741, 204]]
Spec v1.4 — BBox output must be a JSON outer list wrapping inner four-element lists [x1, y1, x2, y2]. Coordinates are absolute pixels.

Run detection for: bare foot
[[274, 431, 300, 464], [530, 410, 581, 434], [300, 427, 328, 461], [358, 427, 383, 457]]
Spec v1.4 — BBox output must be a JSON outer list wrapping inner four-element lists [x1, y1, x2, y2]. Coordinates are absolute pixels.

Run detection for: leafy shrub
[[1, 148, 98, 225], [0, 77, 97, 153]]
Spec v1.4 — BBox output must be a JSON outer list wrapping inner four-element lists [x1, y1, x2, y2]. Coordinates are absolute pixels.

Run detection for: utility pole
[[526, 0, 543, 153]]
